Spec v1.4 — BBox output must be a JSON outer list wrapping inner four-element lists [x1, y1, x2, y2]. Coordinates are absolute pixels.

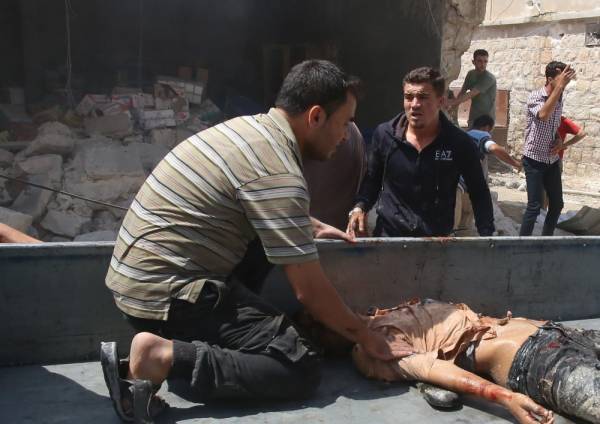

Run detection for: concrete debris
[[32, 105, 63, 125], [0, 206, 33, 232], [74, 230, 117, 242], [157, 75, 205, 105], [140, 109, 176, 130], [16, 154, 63, 180], [66, 178, 145, 206], [76, 94, 109, 116], [129, 142, 170, 173], [81, 144, 145, 180], [557, 206, 600, 235], [40, 209, 90, 238], [37, 121, 72, 138], [10, 176, 55, 220], [84, 112, 133, 137], [149, 128, 178, 149], [23, 133, 75, 157], [518, 182, 527, 192], [0, 148, 14, 167]]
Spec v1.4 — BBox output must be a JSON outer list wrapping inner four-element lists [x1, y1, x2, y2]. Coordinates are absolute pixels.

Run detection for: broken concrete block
[[0, 206, 33, 231], [74, 230, 117, 242], [0, 148, 14, 167], [149, 128, 177, 149], [10, 179, 54, 220], [84, 112, 133, 137], [40, 210, 90, 238], [16, 154, 63, 182], [130, 143, 170, 173], [38, 121, 73, 139], [82, 144, 145, 180], [63, 178, 143, 204], [23, 133, 75, 157]]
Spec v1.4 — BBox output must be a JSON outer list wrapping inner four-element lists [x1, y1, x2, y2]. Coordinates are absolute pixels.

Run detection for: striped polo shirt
[[106, 108, 317, 320]]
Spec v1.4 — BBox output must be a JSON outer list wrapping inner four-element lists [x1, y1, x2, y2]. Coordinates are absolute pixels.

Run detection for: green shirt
[[462, 69, 496, 126]]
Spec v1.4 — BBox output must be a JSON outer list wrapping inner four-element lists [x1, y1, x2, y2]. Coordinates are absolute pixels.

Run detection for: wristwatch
[[348, 207, 363, 217]]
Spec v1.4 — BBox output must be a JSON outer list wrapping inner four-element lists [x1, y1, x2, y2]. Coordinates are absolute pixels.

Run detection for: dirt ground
[[490, 160, 600, 233]]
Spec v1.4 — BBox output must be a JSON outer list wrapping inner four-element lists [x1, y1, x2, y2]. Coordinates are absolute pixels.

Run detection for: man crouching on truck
[[352, 299, 600, 424], [100, 60, 411, 423]]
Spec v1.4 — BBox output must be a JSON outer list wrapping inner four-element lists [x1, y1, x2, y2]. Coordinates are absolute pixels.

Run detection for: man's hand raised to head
[[555, 64, 576, 90]]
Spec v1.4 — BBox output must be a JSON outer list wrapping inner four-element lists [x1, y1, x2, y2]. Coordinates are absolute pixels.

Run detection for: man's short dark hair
[[275, 60, 361, 117], [402, 67, 445, 97], [545, 61, 567, 79], [472, 114, 495, 129], [473, 49, 489, 60]]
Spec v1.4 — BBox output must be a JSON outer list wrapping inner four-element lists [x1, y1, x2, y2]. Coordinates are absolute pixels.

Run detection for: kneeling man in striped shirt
[[101, 60, 411, 422]]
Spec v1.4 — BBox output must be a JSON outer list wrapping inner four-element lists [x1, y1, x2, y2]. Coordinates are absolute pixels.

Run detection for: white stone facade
[[453, 19, 600, 177]]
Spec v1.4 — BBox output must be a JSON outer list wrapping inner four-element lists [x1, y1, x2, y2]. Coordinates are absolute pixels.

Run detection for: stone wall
[[441, 0, 488, 82], [453, 20, 600, 178]]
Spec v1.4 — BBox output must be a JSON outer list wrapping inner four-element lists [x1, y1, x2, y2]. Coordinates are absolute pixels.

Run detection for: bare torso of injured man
[[352, 299, 600, 424]]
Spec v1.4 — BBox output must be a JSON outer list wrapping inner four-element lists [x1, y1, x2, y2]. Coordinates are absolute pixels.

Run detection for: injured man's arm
[[426, 359, 553, 424]]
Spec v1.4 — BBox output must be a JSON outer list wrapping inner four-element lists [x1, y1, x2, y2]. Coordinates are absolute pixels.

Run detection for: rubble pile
[[0, 72, 224, 242]]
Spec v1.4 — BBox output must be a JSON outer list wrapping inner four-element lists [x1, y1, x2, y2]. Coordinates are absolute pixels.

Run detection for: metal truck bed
[[4, 315, 597, 424]]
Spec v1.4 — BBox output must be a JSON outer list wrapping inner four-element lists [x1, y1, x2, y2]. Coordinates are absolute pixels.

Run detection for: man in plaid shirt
[[520, 61, 576, 236]]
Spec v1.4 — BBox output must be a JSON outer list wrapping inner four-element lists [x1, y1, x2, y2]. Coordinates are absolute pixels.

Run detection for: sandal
[[100, 341, 168, 423], [416, 382, 461, 409]]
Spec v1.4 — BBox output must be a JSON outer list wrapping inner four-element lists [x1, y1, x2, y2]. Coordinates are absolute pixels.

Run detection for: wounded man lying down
[[350, 299, 600, 424]]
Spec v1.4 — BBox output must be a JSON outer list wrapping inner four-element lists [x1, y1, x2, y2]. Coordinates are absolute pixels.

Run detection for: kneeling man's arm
[[284, 260, 413, 362], [425, 360, 553, 424]]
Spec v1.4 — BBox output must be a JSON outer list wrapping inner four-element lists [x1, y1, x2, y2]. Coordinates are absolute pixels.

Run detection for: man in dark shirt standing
[[347, 67, 494, 238]]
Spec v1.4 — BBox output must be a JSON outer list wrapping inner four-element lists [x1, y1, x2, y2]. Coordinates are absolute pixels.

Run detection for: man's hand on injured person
[[505, 393, 554, 424], [346, 207, 368, 238], [311, 217, 355, 243], [358, 328, 414, 361]]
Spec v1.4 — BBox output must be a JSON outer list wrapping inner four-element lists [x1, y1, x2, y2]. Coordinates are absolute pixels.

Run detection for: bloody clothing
[[508, 323, 600, 423], [352, 299, 501, 382], [557, 116, 581, 159]]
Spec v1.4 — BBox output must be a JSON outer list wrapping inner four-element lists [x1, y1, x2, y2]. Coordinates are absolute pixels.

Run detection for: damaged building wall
[[454, 3, 600, 178], [17, 0, 445, 127], [1, 0, 452, 242], [440, 0, 488, 81]]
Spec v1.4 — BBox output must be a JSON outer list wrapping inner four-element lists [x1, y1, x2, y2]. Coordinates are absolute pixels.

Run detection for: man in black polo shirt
[[347, 67, 494, 237]]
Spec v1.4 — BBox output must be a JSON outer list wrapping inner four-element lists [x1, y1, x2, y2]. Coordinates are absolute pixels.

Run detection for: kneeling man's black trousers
[[125, 280, 321, 402]]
